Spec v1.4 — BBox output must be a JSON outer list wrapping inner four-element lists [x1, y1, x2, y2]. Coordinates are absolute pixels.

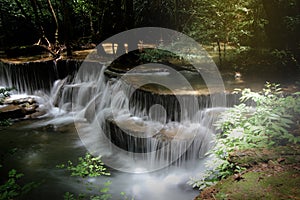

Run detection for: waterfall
[[0, 59, 238, 173], [0, 60, 81, 94], [56, 62, 230, 173]]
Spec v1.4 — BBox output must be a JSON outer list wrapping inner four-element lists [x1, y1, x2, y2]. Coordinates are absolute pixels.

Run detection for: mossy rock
[[107, 49, 193, 74], [214, 170, 299, 199], [229, 146, 300, 167], [197, 145, 300, 200]]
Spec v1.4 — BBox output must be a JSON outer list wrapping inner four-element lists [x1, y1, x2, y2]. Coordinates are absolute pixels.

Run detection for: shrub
[[189, 82, 300, 189]]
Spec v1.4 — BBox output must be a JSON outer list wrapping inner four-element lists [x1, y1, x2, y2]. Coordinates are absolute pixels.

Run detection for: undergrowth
[[0, 168, 39, 200], [57, 153, 134, 200], [188, 82, 300, 190], [57, 153, 110, 177]]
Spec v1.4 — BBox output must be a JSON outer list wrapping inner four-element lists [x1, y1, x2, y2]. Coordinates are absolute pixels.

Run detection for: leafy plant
[[57, 153, 110, 177], [120, 192, 135, 200], [0, 87, 15, 103], [63, 192, 76, 200], [58, 153, 136, 200], [97, 181, 112, 200], [189, 82, 300, 190], [0, 119, 12, 127], [62, 181, 135, 200], [63, 181, 112, 200], [0, 169, 39, 200]]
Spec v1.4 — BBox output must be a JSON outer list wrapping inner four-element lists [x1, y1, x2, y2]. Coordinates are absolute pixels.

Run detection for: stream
[[1, 118, 203, 200], [1, 30, 298, 199], [0, 59, 217, 200]]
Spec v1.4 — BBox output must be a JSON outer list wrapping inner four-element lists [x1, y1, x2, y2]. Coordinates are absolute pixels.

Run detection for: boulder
[[0, 97, 39, 120], [0, 105, 25, 120]]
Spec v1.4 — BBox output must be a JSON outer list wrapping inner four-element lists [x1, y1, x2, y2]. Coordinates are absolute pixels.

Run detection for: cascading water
[[34, 58, 227, 199], [0, 28, 238, 199], [0, 62, 230, 199], [52, 61, 226, 173], [0, 59, 82, 122], [0, 60, 81, 94]]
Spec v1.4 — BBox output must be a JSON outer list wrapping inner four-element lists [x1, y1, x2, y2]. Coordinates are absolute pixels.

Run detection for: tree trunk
[[124, 0, 134, 30], [217, 39, 222, 67], [47, 0, 59, 46], [89, 13, 95, 36], [223, 42, 226, 60], [62, 0, 72, 57], [30, 0, 45, 42], [174, 0, 179, 30]]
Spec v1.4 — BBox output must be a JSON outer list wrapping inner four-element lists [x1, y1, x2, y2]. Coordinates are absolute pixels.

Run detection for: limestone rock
[[0, 105, 25, 120], [0, 97, 39, 120]]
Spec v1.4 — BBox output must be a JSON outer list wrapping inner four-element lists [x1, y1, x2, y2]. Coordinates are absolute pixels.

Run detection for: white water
[[24, 62, 225, 199], [1, 61, 227, 199]]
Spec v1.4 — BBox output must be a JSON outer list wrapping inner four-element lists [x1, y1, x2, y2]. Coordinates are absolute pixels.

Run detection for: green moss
[[214, 170, 300, 199], [229, 146, 300, 167]]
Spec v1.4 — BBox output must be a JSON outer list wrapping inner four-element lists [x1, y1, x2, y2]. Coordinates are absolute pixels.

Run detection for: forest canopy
[[0, 0, 299, 64]]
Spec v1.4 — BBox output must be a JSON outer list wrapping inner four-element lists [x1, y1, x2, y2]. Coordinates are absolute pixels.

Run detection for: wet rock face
[[105, 117, 211, 162], [0, 97, 42, 120], [0, 60, 81, 94]]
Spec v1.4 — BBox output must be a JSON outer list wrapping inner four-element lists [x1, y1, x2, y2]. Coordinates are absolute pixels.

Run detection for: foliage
[[271, 49, 299, 68], [217, 82, 300, 151], [0, 87, 14, 126], [1, 0, 299, 68], [138, 49, 181, 63], [0, 169, 39, 200], [184, 0, 267, 46], [62, 188, 135, 200], [58, 153, 112, 200], [58, 153, 135, 200], [57, 153, 110, 177], [0, 87, 14, 103], [189, 82, 300, 190], [0, 119, 12, 127], [120, 192, 135, 200], [62, 181, 112, 200]]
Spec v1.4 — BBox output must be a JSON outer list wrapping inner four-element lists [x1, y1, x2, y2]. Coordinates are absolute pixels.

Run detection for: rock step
[[0, 97, 42, 120]]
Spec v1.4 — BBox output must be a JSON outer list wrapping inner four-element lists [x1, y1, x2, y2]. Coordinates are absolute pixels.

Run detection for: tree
[[262, 0, 300, 50], [47, 0, 59, 46], [62, 0, 72, 57]]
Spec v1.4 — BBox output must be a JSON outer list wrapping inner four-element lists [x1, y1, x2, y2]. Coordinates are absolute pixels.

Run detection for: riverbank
[[196, 144, 300, 199]]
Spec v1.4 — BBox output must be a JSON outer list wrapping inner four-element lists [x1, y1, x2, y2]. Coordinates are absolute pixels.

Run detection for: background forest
[[0, 0, 299, 46], [0, 0, 299, 70]]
